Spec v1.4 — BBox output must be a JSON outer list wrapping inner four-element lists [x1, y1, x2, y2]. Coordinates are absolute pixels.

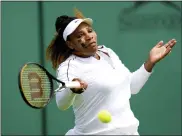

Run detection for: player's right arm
[[55, 60, 87, 111]]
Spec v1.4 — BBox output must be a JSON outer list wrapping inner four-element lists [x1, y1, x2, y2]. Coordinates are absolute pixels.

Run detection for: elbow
[[130, 78, 145, 95], [130, 85, 141, 95], [131, 89, 140, 95], [56, 100, 71, 111], [55, 94, 72, 111], [58, 106, 70, 111], [55, 89, 75, 111]]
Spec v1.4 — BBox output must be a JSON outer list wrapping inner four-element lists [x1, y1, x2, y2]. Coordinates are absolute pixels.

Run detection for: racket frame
[[18, 62, 64, 109]]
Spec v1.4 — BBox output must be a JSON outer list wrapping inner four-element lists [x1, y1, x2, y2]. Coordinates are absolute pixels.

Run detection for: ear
[[66, 41, 74, 50]]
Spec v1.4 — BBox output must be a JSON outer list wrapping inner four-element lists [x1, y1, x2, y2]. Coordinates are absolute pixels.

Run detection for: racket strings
[[20, 64, 52, 108]]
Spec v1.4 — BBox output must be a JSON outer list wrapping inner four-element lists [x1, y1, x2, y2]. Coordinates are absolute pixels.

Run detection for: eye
[[77, 33, 83, 38], [88, 28, 93, 33]]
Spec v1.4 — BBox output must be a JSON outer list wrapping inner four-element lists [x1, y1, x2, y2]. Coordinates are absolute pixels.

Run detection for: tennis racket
[[18, 62, 81, 109]]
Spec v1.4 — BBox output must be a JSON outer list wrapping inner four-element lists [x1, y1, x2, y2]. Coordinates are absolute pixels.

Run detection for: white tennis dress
[[56, 45, 152, 135]]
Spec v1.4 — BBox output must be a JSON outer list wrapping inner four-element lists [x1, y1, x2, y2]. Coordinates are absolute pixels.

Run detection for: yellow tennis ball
[[97, 110, 112, 123]]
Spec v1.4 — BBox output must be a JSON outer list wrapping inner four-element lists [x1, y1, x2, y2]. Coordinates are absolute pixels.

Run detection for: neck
[[73, 52, 100, 60], [92, 53, 100, 60]]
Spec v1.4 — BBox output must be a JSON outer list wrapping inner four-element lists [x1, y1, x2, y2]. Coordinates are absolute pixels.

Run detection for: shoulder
[[98, 45, 109, 51], [98, 45, 118, 57], [56, 56, 79, 75]]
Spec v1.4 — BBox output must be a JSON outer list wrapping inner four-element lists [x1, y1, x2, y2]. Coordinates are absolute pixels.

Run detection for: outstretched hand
[[144, 39, 177, 72], [149, 39, 177, 64]]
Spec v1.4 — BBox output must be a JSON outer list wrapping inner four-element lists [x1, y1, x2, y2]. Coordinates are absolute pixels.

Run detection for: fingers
[[162, 44, 173, 58], [72, 78, 88, 89], [155, 39, 177, 49], [163, 46, 171, 57], [164, 39, 177, 48], [160, 39, 176, 58], [155, 41, 164, 48], [71, 78, 88, 94]]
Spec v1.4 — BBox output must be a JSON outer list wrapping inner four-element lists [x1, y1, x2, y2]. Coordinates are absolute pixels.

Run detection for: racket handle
[[65, 81, 81, 88]]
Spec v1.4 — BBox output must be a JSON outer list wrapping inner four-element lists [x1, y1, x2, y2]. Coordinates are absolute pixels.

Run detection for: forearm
[[55, 88, 77, 110], [130, 64, 152, 94], [144, 59, 155, 72]]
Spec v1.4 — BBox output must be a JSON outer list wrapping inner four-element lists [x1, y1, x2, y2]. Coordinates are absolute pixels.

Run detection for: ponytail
[[46, 33, 73, 69]]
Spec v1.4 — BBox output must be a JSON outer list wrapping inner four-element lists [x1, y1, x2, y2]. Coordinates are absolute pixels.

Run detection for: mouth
[[87, 42, 96, 47]]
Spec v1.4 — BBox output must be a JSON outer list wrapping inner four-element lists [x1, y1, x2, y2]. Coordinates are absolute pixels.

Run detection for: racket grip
[[65, 81, 81, 88]]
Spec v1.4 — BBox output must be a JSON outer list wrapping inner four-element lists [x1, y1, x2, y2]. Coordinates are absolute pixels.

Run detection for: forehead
[[73, 23, 92, 33]]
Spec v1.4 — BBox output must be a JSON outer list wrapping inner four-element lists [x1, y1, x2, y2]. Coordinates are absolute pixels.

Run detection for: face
[[66, 23, 98, 57]]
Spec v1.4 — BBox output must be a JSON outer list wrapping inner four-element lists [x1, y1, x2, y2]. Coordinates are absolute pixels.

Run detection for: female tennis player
[[46, 11, 176, 135]]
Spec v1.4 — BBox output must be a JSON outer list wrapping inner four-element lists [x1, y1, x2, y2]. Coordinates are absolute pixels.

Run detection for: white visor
[[63, 18, 93, 41]]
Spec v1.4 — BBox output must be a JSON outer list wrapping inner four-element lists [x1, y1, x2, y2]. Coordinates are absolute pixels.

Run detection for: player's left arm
[[106, 39, 176, 94], [130, 39, 176, 94]]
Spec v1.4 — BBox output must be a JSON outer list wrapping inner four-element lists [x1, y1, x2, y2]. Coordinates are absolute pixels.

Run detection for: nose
[[85, 33, 93, 41]]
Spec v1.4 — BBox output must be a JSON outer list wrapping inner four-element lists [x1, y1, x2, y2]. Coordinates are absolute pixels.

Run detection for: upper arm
[[55, 59, 81, 109], [56, 59, 80, 83]]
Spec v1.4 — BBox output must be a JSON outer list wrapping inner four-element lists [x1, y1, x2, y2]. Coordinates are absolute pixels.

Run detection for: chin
[[92, 44, 98, 51], [85, 44, 98, 56], [91, 46, 98, 54]]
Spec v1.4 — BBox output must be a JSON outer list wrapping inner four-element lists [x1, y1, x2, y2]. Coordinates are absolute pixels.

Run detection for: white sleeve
[[55, 60, 79, 111], [106, 47, 152, 94], [130, 64, 152, 94]]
